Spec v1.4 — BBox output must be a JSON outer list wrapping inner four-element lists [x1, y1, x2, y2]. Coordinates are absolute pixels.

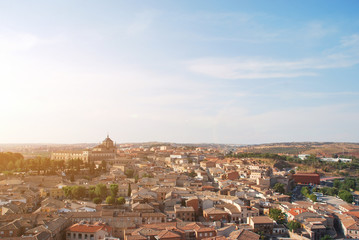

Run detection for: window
[[79, 233, 82, 239]]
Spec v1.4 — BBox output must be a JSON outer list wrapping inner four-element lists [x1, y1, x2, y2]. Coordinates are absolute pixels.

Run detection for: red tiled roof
[[346, 211, 359, 218], [157, 230, 181, 239], [67, 223, 111, 233], [196, 227, 215, 233], [294, 173, 319, 177], [288, 208, 308, 216], [180, 222, 203, 231]]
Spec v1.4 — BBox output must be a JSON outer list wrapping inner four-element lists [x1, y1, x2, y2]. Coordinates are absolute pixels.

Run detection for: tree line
[[0, 152, 107, 177], [301, 187, 317, 202], [227, 152, 293, 161], [62, 183, 131, 205], [228, 152, 359, 174], [314, 178, 357, 203]]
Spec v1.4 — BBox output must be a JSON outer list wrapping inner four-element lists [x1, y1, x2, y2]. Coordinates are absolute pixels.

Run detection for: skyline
[[1, 1, 359, 144]]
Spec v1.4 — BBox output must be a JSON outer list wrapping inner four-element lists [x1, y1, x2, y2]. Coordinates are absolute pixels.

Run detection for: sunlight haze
[[0, 0, 358, 144]]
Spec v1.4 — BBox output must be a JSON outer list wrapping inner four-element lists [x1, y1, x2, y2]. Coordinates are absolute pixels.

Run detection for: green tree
[[273, 183, 285, 194], [328, 187, 338, 196], [257, 231, 265, 240], [75, 159, 82, 173], [269, 208, 285, 224], [95, 184, 108, 199], [15, 159, 23, 170], [127, 183, 132, 197], [333, 179, 341, 189], [309, 194, 317, 202], [343, 178, 356, 190], [320, 187, 338, 196], [88, 186, 96, 199], [100, 160, 107, 172], [67, 159, 75, 171], [58, 160, 65, 170], [338, 190, 353, 203], [106, 196, 115, 205], [93, 197, 102, 204], [71, 186, 86, 200], [110, 184, 118, 197], [89, 161, 96, 174], [320, 235, 333, 240], [117, 197, 125, 205], [301, 186, 310, 197], [63, 186, 74, 199], [288, 221, 301, 232], [7, 161, 14, 171], [125, 169, 134, 178]]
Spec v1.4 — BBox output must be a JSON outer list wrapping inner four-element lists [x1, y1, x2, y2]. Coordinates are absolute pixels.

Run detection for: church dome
[[102, 134, 114, 148]]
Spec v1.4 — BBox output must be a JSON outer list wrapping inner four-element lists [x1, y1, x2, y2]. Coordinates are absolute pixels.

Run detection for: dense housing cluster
[[0, 136, 358, 240]]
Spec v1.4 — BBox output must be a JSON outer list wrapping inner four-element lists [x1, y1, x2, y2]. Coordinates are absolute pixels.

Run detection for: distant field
[[237, 142, 359, 157]]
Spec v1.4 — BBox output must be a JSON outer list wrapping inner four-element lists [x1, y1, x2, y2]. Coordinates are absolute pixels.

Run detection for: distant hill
[[235, 142, 359, 157], [1, 141, 359, 159]]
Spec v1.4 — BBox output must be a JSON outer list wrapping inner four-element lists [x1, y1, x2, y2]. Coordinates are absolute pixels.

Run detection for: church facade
[[51, 135, 117, 163]]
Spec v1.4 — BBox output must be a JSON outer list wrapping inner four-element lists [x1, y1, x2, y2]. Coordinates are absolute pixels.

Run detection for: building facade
[[293, 173, 320, 185], [51, 135, 117, 163]]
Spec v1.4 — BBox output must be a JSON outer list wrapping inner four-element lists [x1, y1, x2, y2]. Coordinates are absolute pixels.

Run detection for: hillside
[[236, 142, 359, 157]]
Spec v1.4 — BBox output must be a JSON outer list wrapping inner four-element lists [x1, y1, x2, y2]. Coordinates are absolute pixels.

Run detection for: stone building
[[51, 135, 117, 163]]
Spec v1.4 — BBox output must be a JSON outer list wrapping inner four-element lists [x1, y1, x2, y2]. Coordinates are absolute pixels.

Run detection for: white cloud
[[340, 34, 359, 47], [187, 34, 359, 79], [187, 57, 319, 79]]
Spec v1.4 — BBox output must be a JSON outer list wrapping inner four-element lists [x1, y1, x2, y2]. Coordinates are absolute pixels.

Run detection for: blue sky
[[0, 0, 358, 144]]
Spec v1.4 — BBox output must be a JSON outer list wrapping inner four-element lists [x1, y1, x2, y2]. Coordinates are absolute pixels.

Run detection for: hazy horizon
[[1, 0, 359, 144], [0, 139, 358, 147]]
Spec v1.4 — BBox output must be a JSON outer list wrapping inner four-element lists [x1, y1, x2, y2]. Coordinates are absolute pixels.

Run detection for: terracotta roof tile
[[157, 230, 181, 239], [67, 223, 111, 233]]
